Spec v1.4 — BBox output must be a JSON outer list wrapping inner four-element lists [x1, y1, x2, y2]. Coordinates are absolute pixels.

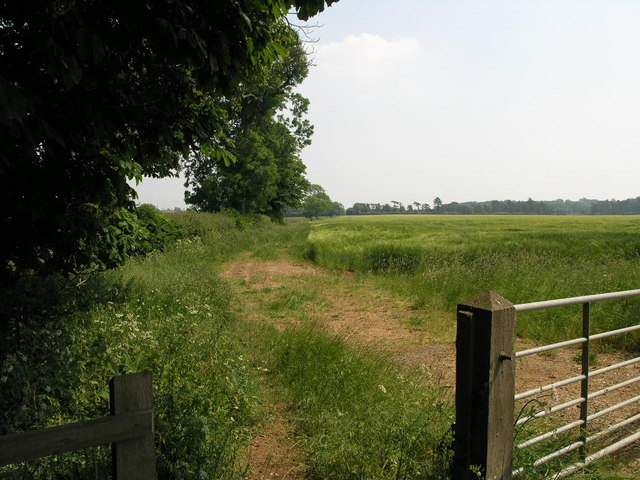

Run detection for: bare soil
[[223, 257, 640, 478], [245, 399, 307, 480]]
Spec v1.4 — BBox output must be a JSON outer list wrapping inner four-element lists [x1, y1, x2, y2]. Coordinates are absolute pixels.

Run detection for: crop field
[[307, 215, 640, 348]]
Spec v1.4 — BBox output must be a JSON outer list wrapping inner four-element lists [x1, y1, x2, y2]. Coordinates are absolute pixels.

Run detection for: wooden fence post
[[110, 371, 156, 480], [454, 291, 516, 480]]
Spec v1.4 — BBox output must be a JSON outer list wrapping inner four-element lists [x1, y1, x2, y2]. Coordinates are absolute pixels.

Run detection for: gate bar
[[516, 420, 584, 450], [516, 397, 585, 427], [516, 337, 586, 358], [550, 430, 640, 479], [579, 303, 590, 461], [515, 375, 585, 401], [514, 289, 640, 312], [589, 375, 640, 400], [590, 324, 640, 341], [588, 412, 640, 442], [517, 357, 640, 401], [590, 356, 640, 377], [589, 393, 640, 421]]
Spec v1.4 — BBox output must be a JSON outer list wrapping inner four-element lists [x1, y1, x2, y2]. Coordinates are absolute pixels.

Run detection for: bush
[[133, 204, 182, 254]]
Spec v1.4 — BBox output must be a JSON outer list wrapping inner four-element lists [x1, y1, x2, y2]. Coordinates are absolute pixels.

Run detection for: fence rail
[[454, 290, 640, 480], [0, 371, 155, 479]]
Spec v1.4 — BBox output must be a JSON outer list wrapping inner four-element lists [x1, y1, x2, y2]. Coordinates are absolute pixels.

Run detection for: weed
[[574, 351, 599, 366], [0, 213, 275, 479]]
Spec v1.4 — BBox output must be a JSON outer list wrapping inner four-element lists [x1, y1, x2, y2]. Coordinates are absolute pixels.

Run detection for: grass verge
[[0, 214, 272, 479]]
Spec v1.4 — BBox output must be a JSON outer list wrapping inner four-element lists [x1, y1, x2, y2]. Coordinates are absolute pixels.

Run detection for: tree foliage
[[184, 25, 313, 221], [0, 0, 338, 282], [299, 184, 345, 219], [344, 197, 640, 215], [302, 185, 333, 219]]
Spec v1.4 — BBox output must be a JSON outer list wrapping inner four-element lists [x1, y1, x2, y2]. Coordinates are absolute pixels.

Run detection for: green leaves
[[302, 185, 336, 220], [200, 143, 236, 167], [0, 0, 339, 282], [293, 0, 341, 21], [185, 24, 312, 219]]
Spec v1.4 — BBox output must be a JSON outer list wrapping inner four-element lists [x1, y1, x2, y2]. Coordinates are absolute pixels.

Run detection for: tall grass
[[0, 214, 273, 479], [5, 212, 635, 479], [308, 215, 640, 348]]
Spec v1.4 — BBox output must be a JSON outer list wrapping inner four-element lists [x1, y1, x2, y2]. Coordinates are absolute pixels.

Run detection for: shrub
[[133, 204, 182, 254]]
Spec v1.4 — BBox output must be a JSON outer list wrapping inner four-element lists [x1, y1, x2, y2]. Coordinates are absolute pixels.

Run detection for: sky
[[134, 0, 640, 209]]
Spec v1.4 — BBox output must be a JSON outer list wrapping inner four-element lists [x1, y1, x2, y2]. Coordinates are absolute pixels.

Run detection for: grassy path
[[222, 253, 459, 389], [222, 252, 456, 478], [222, 246, 640, 479]]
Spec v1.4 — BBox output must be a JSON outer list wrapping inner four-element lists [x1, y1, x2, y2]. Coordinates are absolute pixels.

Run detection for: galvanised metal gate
[[454, 289, 640, 480]]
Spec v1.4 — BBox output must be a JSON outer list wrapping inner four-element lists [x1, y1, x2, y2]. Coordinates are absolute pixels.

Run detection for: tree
[[0, 0, 339, 282], [184, 25, 312, 221], [329, 201, 345, 217], [302, 184, 333, 219], [433, 197, 443, 213], [346, 203, 371, 215]]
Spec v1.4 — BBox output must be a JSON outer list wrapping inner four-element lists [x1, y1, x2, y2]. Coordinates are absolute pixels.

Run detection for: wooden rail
[[0, 371, 156, 479]]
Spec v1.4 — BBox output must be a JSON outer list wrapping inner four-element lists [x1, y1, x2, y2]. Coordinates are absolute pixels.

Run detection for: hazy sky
[[134, 0, 640, 209]]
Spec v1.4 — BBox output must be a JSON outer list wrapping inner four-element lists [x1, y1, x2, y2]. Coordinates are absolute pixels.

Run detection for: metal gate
[[454, 289, 640, 480]]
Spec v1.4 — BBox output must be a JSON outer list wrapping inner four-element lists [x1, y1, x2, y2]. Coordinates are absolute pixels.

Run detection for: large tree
[[0, 0, 338, 282], [302, 184, 334, 219], [184, 25, 312, 220]]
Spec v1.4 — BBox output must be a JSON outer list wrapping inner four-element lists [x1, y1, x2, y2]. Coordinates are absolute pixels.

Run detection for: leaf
[[62, 52, 83, 88], [0, 76, 29, 123]]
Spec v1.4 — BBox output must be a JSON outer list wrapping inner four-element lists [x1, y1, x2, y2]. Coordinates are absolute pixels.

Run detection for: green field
[[308, 215, 640, 348]]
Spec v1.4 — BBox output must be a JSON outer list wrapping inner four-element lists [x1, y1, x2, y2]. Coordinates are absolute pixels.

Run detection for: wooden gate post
[[453, 291, 516, 480], [110, 372, 156, 479]]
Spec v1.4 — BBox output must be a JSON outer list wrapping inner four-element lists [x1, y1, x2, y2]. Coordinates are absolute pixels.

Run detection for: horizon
[[150, 194, 640, 212]]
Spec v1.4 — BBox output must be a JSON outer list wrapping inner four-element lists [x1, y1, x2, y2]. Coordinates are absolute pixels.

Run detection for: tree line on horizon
[[339, 197, 640, 216]]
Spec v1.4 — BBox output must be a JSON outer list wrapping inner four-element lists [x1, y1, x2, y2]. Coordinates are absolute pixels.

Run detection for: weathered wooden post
[[454, 291, 516, 480], [110, 371, 156, 479]]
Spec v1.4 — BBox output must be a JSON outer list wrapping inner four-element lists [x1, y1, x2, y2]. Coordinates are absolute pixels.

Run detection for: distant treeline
[[344, 197, 640, 215]]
